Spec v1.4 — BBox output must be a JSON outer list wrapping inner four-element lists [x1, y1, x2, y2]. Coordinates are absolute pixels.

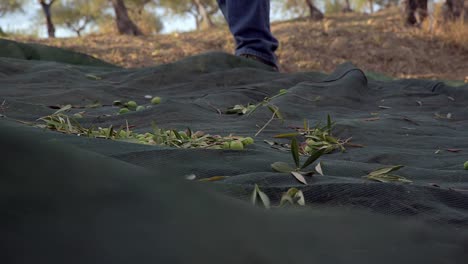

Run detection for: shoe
[[239, 54, 279, 72]]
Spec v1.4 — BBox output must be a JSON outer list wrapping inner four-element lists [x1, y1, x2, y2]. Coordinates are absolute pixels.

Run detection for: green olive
[[119, 130, 127, 138], [241, 137, 254, 145], [126, 101, 137, 110], [151, 97, 161, 105], [230, 140, 244, 150], [119, 108, 130, 114], [222, 142, 230, 149], [136, 105, 145, 111]]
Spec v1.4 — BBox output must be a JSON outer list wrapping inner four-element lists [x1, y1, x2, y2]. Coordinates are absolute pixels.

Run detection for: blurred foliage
[[280, 0, 310, 17], [0, 0, 24, 16], [325, 0, 343, 14], [158, 0, 219, 29], [97, 9, 163, 35], [52, 0, 102, 36]]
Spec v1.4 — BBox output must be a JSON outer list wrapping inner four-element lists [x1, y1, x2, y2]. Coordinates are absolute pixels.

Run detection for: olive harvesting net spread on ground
[[1, 39, 468, 263]]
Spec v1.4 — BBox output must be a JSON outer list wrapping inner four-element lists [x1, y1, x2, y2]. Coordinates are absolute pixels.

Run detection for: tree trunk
[[343, 0, 353, 12], [304, 0, 324, 20], [444, 0, 468, 21], [193, 0, 214, 30], [39, 0, 56, 38], [402, 0, 428, 26], [110, 0, 143, 36], [369, 0, 375, 13]]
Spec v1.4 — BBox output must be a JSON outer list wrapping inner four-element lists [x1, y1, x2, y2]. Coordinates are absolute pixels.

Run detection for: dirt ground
[[11, 8, 468, 81]]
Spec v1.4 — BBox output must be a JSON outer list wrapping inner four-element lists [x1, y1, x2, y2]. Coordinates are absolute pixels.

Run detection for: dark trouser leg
[[217, 0, 279, 67]]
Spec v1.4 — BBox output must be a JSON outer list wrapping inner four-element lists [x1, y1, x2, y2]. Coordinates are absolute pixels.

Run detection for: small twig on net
[[255, 109, 278, 137], [204, 101, 222, 115]]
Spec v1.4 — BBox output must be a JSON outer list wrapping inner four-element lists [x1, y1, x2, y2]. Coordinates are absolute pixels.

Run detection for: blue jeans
[[217, 0, 279, 67]]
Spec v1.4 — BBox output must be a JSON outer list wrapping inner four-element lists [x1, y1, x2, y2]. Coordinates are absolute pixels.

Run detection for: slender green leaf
[[172, 130, 182, 140], [107, 125, 114, 139], [198, 176, 229, 182], [53, 104, 72, 115], [365, 174, 412, 183], [66, 117, 73, 133], [301, 149, 326, 170], [274, 133, 300, 138], [291, 137, 300, 168], [368, 165, 404, 176], [327, 114, 332, 132]]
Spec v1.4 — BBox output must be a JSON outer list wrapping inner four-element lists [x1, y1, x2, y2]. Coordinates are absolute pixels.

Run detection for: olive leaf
[[267, 105, 283, 120], [327, 114, 333, 133], [251, 184, 271, 209], [273, 133, 301, 138], [368, 165, 405, 176], [366, 174, 413, 183], [53, 104, 72, 115], [364, 165, 412, 183], [279, 188, 305, 206], [107, 125, 114, 139], [291, 137, 300, 167], [301, 149, 326, 170], [172, 130, 182, 140], [315, 162, 324, 176], [291, 171, 307, 185], [271, 162, 295, 173], [198, 176, 229, 182]]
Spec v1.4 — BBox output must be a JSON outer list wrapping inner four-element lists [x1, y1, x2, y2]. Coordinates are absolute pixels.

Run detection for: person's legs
[[217, 0, 279, 68]]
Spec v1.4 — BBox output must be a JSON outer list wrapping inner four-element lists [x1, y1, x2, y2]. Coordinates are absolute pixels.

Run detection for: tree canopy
[[53, 0, 102, 36], [0, 0, 24, 16]]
